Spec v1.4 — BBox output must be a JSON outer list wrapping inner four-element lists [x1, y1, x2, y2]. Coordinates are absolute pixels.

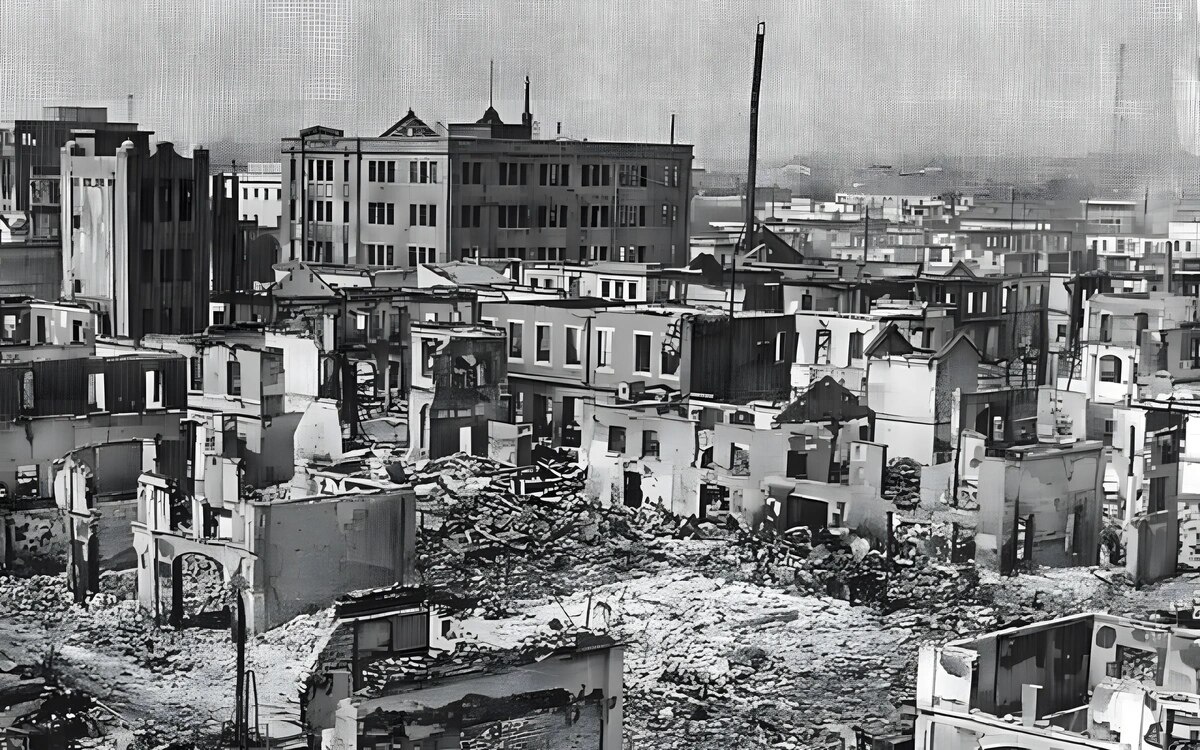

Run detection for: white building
[[237, 162, 282, 229]]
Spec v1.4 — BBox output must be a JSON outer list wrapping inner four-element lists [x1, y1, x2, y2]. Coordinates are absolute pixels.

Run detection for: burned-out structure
[[915, 613, 1200, 750], [131, 466, 417, 633], [407, 322, 507, 459], [0, 343, 185, 570], [302, 585, 624, 750]]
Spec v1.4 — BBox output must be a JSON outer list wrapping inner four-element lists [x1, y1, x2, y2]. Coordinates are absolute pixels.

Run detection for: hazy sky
[[2, 0, 1196, 170]]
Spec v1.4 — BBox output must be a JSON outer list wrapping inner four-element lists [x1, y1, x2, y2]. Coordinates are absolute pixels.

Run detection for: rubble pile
[[881, 457, 922, 510]]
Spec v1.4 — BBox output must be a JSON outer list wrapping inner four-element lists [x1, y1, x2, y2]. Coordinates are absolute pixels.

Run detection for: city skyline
[[3, 0, 1199, 173]]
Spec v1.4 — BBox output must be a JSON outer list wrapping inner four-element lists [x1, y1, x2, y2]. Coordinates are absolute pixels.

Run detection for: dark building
[[4, 106, 152, 239], [127, 142, 212, 339], [447, 83, 692, 266]]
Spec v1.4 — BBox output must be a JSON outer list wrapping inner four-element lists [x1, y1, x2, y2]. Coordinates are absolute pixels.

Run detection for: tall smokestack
[[522, 76, 532, 127], [127, 94, 133, 122]]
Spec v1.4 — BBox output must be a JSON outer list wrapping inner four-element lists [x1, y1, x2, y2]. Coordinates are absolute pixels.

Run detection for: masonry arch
[[170, 551, 233, 629]]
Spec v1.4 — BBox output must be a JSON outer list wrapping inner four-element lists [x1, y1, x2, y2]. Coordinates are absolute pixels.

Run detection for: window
[[499, 205, 530, 229], [160, 249, 174, 282], [539, 163, 570, 186], [1099, 355, 1122, 383], [608, 425, 626, 454], [1099, 314, 1112, 342], [499, 162, 528, 186], [535, 323, 551, 363], [227, 360, 242, 396], [20, 370, 33, 411], [538, 204, 568, 228], [565, 327, 581, 366], [190, 356, 203, 390], [408, 245, 434, 266], [410, 160, 437, 184], [159, 182, 172, 222], [642, 430, 660, 457], [366, 244, 395, 266], [618, 163, 648, 187], [848, 331, 864, 361], [72, 319, 84, 344], [368, 202, 395, 225], [409, 203, 437, 227], [1057, 324, 1068, 340], [582, 164, 611, 187], [597, 329, 613, 368], [459, 205, 482, 228], [460, 161, 482, 185], [367, 160, 396, 183], [775, 331, 787, 363], [786, 450, 808, 479], [343, 201, 349, 223], [87, 372, 106, 411], [634, 333, 652, 374], [1158, 432, 1179, 465], [141, 248, 154, 279], [180, 248, 193, 281], [508, 321, 523, 359], [179, 180, 193, 221], [581, 205, 610, 228]]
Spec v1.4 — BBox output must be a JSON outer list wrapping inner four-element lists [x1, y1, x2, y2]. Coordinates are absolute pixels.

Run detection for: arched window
[[1099, 355, 1123, 383]]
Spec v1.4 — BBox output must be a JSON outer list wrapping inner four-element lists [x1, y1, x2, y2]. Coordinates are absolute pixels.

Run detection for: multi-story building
[[280, 116, 451, 268], [280, 89, 692, 269], [0, 212, 62, 299], [0, 106, 152, 239], [60, 137, 212, 339], [1072, 292, 1198, 441]]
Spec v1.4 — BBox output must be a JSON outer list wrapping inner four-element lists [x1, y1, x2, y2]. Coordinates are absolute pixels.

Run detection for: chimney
[[522, 76, 532, 127]]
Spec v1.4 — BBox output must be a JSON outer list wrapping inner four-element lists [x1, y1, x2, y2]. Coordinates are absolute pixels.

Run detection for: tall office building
[[280, 81, 693, 269]]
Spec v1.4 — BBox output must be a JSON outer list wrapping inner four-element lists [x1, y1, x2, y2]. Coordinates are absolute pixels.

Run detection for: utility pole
[[728, 21, 766, 400]]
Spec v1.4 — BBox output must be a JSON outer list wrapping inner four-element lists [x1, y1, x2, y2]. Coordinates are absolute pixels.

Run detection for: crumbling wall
[[255, 490, 417, 631], [4, 506, 67, 570], [94, 497, 138, 570]]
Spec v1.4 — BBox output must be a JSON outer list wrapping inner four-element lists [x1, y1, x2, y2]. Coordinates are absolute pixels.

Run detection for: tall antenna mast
[[489, 60, 495, 108]]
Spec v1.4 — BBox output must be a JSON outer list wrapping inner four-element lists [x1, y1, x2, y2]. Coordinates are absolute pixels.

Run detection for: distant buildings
[[280, 85, 692, 270]]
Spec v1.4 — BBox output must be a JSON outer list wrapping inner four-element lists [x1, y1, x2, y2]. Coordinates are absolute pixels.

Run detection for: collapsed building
[[915, 612, 1200, 750], [131, 459, 417, 633], [302, 585, 624, 750]]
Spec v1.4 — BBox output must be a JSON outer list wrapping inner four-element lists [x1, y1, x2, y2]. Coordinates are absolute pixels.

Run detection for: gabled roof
[[938, 259, 979, 279], [380, 109, 437, 138], [931, 329, 982, 361], [299, 125, 344, 140], [743, 223, 804, 265], [776, 375, 874, 425], [863, 323, 916, 358]]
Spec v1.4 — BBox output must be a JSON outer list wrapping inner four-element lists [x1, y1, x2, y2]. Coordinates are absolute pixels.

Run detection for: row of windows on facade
[[298, 158, 438, 185], [12, 368, 169, 414], [939, 284, 1043, 315], [299, 241, 436, 266], [295, 200, 440, 227], [138, 180, 195, 222], [459, 203, 676, 230], [1094, 238, 1196, 255], [243, 187, 281, 201], [141, 306, 194, 334], [293, 158, 682, 189], [294, 200, 675, 230], [461, 245, 655, 263], [501, 323, 681, 375]]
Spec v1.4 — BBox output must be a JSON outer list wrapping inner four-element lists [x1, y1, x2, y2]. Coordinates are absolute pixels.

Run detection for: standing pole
[[729, 22, 766, 399], [235, 589, 246, 747], [670, 113, 676, 145]]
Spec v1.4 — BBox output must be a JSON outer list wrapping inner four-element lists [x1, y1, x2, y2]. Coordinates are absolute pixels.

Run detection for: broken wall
[[253, 490, 417, 632], [346, 644, 623, 750], [2, 505, 66, 569]]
